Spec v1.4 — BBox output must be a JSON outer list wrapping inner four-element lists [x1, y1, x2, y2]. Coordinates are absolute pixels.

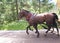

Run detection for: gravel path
[[0, 29, 60, 43]]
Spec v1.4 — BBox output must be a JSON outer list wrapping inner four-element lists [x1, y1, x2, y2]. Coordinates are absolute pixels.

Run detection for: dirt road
[[0, 29, 60, 43]]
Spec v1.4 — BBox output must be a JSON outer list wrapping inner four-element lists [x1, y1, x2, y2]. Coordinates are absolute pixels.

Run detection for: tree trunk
[[39, 0, 40, 13], [16, 0, 18, 15]]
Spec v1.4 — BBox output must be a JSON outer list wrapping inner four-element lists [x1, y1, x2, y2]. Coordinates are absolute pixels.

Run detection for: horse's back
[[35, 13, 54, 22], [36, 13, 48, 16]]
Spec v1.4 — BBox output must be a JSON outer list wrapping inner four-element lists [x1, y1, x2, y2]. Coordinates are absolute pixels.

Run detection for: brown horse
[[18, 9, 59, 37]]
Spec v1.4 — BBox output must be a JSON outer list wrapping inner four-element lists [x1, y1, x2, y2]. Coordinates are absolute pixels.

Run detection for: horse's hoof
[[37, 32, 39, 38], [57, 34, 59, 37], [26, 31, 29, 35], [35, 31, 37, 33], [26, 32, 29, 35], [37, 36, 39, 38], [37, 35, 39, 38], [50, 31, 53, 33], [44, 33, 47, 36], [44, 34, 47, 36]]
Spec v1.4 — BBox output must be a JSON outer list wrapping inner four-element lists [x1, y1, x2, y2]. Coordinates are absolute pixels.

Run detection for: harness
[[26, 13, 32, 21]]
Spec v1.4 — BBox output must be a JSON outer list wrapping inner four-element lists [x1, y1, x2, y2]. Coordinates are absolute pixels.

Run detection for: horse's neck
[[25, 13, 32, 21]]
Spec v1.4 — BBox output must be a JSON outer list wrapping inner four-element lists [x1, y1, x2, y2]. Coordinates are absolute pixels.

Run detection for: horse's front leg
[[26, 25, 33, 34], [26, 25, 30, 35], [33, 24, 39, 38]]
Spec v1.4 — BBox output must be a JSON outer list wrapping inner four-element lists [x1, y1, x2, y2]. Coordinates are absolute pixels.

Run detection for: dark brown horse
[[18, 9, 59, 37]]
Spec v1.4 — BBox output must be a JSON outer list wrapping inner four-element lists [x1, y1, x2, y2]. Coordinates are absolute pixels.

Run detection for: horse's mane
[[23, 9, 30, 13], [23, 9, 36, 15]]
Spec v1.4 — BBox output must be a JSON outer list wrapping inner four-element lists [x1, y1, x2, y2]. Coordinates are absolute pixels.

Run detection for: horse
[[18, 9, 59, 37]]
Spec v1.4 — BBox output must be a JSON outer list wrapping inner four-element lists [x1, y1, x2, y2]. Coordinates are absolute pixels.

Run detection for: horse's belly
[[28, 18, 39, 25], [36, 17, 44, 23], [28, 16, 44, 25]]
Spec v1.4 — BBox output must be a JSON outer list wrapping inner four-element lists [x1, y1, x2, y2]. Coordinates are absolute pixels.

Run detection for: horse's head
[[18, 9, 29, 20]]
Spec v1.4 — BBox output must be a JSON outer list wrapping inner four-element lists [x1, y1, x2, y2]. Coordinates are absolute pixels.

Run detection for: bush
[[1, 20, 43, 30]]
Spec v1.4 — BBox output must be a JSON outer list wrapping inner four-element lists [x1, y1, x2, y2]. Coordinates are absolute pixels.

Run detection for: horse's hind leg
[[45, 25, 51, 36], [56, 27, 59, 36], [55, 23, 59, 36], [33, 24, 39, 38], [46, 27, 51, 33], [53, 21, 59, 36]]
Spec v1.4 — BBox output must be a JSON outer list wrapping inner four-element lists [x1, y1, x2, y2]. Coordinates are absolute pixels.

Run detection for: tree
[[0, 0, 54, 24], [16, 0, 18, 15]]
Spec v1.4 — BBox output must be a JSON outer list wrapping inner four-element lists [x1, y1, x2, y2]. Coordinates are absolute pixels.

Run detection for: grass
[[0, 20, 44, 30], [2, 20, 28, 30], [1, 20, 60, 30]]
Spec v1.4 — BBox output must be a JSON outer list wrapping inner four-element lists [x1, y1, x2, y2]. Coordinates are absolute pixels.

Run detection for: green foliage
[[2, 20, 28, 30], [1, 20, 42, 30], [0, 0, 55, 30]]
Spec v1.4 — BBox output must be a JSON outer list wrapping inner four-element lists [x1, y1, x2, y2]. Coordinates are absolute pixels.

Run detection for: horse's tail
[[51, 13, 58, 27], [52, 13, 58, 20]]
